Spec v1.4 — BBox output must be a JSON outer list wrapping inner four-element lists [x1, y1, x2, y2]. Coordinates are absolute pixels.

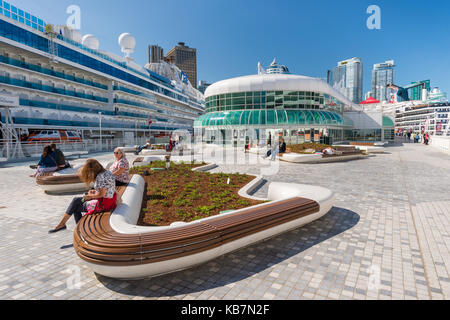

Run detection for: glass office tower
[[331, 58, 363, 104], [372, 60, 395, 102]]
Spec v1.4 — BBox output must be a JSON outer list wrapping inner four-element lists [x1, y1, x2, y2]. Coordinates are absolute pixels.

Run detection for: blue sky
[[11, 0, 450, 95]]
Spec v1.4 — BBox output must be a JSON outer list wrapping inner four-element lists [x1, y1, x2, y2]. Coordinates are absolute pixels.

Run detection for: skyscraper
[[410, 80, 430, 101], [372, 60, 395, 102], [198, 80, 211, 94], [148, 45, 164, 63], [331, 57, 363, 104], [165, 42, 197, 88]]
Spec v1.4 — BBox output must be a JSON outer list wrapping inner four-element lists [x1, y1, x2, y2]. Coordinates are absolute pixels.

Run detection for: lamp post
[[98, 112, 102, 151], [5, 106, 10, 160]]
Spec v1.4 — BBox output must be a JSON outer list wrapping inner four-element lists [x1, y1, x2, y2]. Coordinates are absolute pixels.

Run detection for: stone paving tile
[[0, 143, 449, 300]]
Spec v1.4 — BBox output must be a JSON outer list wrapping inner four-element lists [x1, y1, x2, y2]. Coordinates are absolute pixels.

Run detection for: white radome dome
[[81, 34, 99, 50], [118, 33, 136, 55]]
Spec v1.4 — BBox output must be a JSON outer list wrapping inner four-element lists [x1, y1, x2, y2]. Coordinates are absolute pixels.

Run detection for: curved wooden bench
[[333, 146, 357, 152], [36, 169, 87, 194], [74, 194, 319, 268], [350, 142, 374, 147], [36, 172, 82, 185]]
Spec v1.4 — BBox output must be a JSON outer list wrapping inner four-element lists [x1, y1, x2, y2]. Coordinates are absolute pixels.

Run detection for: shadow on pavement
[[95, 206, 360, 297]]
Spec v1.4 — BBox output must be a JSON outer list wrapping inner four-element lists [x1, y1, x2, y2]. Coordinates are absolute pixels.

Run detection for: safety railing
[[0, 137, 152, 162]]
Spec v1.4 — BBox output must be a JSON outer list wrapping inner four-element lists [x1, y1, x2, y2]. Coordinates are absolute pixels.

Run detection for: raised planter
[[74, 164, 335, 279]]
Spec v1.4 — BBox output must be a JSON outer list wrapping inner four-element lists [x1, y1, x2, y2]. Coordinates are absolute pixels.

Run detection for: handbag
[[83, 192, 118, 216]]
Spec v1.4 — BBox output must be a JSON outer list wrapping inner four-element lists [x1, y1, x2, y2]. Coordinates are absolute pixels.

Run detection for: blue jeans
[[270, 149, 279, 160]]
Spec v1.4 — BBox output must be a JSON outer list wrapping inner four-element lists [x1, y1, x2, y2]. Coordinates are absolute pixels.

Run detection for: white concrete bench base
[[118, 146, 138, 153], [279, 152, 367, 163], [333, 145, 386, 154], [141, 149, 170, 156]]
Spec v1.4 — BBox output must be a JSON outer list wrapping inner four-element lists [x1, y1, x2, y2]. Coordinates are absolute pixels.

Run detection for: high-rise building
[[372, 60, 395, 102], [148, 45, 164, 63], [198, 80, 211, 94], [326, 70, 332, 85], [331, 57, 363, 104], [165, 42, 197, 88], [410, 80, 431, 101]]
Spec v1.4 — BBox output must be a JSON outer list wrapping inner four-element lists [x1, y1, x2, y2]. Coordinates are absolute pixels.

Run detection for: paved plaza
[[0, 141, 449, 300]]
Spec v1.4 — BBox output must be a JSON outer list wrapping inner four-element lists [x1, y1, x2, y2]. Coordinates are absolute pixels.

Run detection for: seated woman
[[49, 159, 117, 233], [30, 145, 58, 178], [110, 148, 130, 187]]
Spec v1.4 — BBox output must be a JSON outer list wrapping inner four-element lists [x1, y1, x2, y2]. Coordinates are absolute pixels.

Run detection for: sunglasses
[[114, 152, 121, 155]]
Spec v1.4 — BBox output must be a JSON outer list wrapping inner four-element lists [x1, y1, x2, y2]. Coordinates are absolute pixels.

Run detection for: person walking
[[424, 132, 430, 145], [49, 159, 117, 233]]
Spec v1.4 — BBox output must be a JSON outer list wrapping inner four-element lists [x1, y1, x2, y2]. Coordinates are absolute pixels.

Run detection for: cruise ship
[[0, 2, 205, 157], [394, 100, 450, 137]]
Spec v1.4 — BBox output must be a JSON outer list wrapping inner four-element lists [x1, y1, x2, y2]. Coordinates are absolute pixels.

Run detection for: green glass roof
[[194, 110, 353, 127]]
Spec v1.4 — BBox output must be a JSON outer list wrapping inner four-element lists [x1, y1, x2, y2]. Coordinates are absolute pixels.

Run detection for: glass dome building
[[194, 61, 358, 146]]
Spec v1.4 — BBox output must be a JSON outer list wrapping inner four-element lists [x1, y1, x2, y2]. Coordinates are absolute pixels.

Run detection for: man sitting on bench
[[51, 144, 71, 170], [136, 140, 151, 155]]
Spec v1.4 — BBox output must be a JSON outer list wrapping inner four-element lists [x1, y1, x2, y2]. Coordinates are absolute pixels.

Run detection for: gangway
[[0, 95, 25, 160], [387, 81, 428, 102], [45, 24, 59, 64]]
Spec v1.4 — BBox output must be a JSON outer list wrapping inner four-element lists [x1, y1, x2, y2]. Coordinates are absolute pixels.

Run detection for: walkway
[[0, 143, 448, 300]]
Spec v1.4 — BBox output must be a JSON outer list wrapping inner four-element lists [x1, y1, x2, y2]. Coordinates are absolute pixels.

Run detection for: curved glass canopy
[[194, 110, 353, 128]]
